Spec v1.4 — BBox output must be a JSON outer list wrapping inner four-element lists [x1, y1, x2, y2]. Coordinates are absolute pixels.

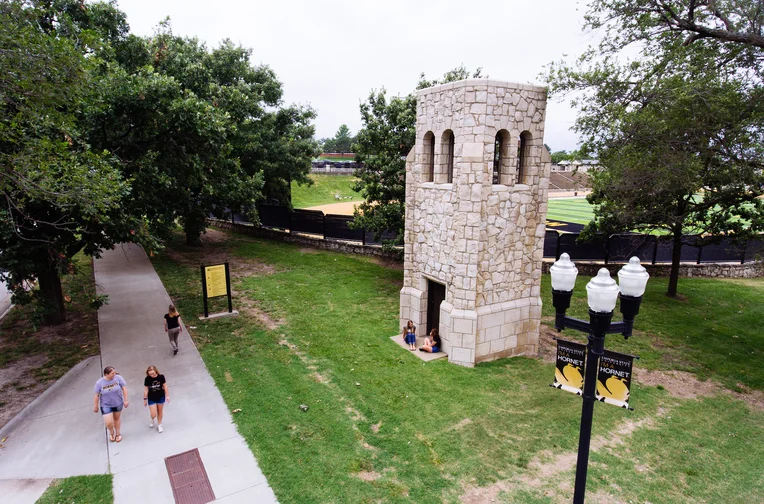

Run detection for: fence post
[[322, 213, 327, 240], [696, 239, 703, 264], [555, 232, 561, 260], [362, 228, 366, 246], [604, 235, 611, 265], [741, 239, 748, 264], [652, 237, 659, 265], [288, 210, 293, 234]]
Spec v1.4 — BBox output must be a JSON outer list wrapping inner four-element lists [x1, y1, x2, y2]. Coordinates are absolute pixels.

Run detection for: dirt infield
[[306, 192, 587, 217], [306, 201, 360, 215]]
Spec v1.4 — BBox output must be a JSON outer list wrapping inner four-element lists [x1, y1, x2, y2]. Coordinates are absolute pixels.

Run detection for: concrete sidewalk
[[0, 355, 108, 503], [0, 280, 12, 319], [95, 243, 278, 503], [0, 244, 277, 503]]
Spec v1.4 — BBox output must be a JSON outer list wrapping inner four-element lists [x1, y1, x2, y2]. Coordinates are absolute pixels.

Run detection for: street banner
[[553, 338, 586, 396], [596, 349, 634, 409]]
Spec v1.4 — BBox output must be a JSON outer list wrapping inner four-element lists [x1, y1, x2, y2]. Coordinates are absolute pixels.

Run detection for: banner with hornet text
[[552, 338, 586, 396], [596, 349, 634, 409]]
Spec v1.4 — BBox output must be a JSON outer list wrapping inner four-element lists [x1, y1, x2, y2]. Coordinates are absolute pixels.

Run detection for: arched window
[[517, 131, 532, 184], [493, 132, 503, 184], [423, 132, 435, 182], [492, 130, 510, 185], [444, 130, 455, 183]]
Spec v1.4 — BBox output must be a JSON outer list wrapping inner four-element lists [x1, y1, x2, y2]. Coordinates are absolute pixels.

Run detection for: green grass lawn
[[35, 475, 113, 504], [152, 230, 763, 503], [546, 197, 594, 225], [292, 174, 361, 208], [541, 275, 764, 392]]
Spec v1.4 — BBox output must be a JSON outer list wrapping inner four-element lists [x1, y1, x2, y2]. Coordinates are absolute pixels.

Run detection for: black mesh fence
[[232, 213, 249, 224], [744, 236, 764, 262], [558, 233, 608, 261], [325, 214, 364, 242], [290, 209, 324, 235], [697, 237, 747, 263], [544, 231, 560, 258], [365, 229, 399, 245], [655, 235, 702, 263], [214, 206, 762, 263], [258, 205, 290, 229], [607, 234, 656, 263]]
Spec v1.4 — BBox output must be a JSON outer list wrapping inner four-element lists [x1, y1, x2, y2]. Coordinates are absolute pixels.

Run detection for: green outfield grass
[[291, 174, 361, 208], [546, 197, 595, 225]]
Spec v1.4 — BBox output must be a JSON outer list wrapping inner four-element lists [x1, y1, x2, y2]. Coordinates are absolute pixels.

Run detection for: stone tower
[[399, 79, 551, 367]]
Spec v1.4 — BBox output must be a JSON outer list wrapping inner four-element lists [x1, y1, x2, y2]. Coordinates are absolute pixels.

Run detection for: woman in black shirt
[[164, 304, 182, 355], [143, 365, 170, 433]]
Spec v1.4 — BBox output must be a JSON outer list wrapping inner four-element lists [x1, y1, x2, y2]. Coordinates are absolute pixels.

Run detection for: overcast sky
[[114, 0, 595, 152]]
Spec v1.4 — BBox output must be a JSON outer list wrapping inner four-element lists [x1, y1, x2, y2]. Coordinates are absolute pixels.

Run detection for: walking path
[[0, 244, 278, 503], [0, 280, 11, 319]]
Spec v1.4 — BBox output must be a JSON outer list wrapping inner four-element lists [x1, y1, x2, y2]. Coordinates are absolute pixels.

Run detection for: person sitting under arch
[[419, 328, 441, 353]]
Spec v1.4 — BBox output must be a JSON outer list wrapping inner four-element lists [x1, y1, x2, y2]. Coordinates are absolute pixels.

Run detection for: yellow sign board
[[204, 264, 227, 298]]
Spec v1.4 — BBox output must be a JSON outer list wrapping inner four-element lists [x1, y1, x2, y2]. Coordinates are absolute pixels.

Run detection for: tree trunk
[[185, 227, 203, 246], [667, 231, 683, 298], [184, 210, 205, 246], [38, 266, 66, 325]]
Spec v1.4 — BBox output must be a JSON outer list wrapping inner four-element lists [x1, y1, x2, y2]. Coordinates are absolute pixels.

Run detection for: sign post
[[200, 262, 235, 319]]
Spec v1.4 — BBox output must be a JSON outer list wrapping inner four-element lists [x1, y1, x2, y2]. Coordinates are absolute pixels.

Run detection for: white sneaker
[[157, 424, 164, 433], [149, 419, 154, 428]]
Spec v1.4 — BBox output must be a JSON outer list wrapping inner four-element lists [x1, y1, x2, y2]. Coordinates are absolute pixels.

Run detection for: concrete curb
[[0, 355, 98, 440], [0, 302, 12, 321]]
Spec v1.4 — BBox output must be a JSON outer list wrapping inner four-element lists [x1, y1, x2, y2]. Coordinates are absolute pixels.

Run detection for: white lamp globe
[[586, 268, 620, 313], [618, 257, 650, 297], [550, 253, 578, 292]]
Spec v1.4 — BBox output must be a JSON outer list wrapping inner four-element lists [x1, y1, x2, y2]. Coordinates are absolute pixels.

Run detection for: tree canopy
[[0, 0, 156, 323], [1, 0, 318, 323], [546, 0, 764, 297], [321, 124, 355, 153]]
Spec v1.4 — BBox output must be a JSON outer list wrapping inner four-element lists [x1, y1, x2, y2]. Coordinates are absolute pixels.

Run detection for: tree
[[353, 66, 483, 244], [546, 0, 764, 297], [0, 0, 154, 324], [88, 23, 318, 239], [324, 124, 354, 153]]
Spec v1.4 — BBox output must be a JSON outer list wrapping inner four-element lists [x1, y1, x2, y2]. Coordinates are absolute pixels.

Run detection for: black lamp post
[[550, 254, 649, 504]]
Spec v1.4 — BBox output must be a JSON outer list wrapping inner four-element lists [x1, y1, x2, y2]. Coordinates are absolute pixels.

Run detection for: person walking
[[164, 304, 182, 355], [93, 366, 129, 443], [143, 365, 170, 433], [402, 320, 417, 351]]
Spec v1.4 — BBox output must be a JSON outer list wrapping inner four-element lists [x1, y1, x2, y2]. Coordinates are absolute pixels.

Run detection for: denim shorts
[[100, 405, 123, 415], [148, 397, 166, 406]]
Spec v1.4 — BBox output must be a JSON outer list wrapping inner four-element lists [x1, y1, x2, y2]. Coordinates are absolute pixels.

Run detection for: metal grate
[[165, 448, 216, 504]]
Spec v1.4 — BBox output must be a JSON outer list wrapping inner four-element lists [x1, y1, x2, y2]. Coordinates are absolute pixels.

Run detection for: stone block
[[485, 325, 501, 341], [490, 339, 506, 353], [452, 347, 472, 363], [453, 317, 474, 334]]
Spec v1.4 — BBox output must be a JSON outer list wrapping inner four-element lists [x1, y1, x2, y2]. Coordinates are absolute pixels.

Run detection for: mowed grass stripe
[[547, 198, 594, 224]]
